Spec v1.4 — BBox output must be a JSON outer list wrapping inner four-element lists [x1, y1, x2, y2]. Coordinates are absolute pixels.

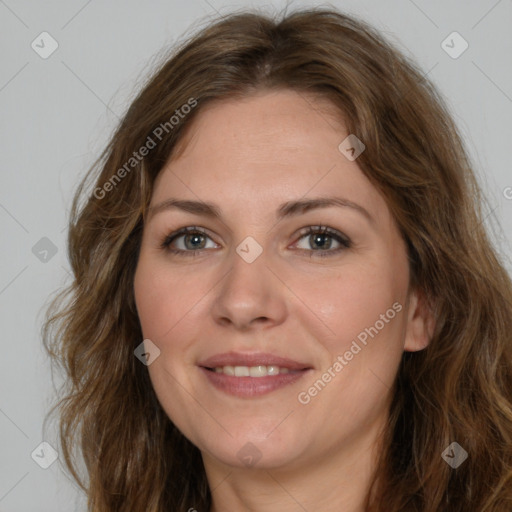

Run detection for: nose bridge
[[224, 236, 271, 303], [211, 235, 286, 329]]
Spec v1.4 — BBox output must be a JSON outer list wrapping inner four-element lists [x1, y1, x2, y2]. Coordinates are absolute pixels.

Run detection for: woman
[[43, 7, 512, 511]]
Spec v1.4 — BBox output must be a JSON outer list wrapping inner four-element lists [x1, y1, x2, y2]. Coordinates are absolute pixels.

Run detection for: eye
[[160, 225, 351, 258], [292, 225, 351, 258], [161, 226, 217, 256]]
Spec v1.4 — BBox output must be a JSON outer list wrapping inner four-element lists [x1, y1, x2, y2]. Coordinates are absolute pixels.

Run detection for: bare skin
[[134, 89, 434, 511]]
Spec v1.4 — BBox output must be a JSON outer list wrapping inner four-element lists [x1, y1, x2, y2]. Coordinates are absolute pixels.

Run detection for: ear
[[403, 288, 436, 352]]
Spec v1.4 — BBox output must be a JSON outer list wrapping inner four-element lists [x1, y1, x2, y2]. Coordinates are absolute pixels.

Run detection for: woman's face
[[134, 89, 429, 472]]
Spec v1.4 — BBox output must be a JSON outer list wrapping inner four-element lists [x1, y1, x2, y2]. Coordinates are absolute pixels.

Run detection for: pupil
[[187, 234, 204, 249], [312, 233, 330, 249]]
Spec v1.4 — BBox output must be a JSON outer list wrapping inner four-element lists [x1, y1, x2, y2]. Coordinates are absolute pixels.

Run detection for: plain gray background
[[1, 0, 511, 510]]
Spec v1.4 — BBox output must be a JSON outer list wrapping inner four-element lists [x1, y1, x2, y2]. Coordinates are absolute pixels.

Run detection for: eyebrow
[[147, 196, 374, 225]]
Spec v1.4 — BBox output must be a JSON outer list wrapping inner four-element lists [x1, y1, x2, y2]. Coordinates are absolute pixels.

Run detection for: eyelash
[[160, 225, 351, 258]]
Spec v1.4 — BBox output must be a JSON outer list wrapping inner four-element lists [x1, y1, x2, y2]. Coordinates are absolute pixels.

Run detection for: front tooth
[[223, 365, 235, 376], [213, 365, 293, 376], [234, 366, 250, 377], [249, 365, 268, 377], [267, 365, 280, 376]]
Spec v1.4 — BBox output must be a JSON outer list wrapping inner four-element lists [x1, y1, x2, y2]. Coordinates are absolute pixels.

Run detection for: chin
[[194, 424, 304, 470]]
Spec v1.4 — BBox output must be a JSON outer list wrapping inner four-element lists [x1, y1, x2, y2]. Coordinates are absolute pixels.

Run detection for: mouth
[[204, 365, 302, 376], [198, 352, 313, 398]]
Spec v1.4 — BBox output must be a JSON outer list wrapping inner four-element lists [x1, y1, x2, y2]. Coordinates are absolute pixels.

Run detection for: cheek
[[295, 259, 406, 351], [292, 258, 408, 412], [134, 255, 208, 341], [293, 265, 406, 429], [133, 256, 209, 434], [337, 263, 406, 371]]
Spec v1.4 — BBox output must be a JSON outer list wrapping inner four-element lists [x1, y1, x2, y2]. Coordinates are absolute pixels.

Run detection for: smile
[[198, 352, 313, 397], [210, 365, 296, 376]]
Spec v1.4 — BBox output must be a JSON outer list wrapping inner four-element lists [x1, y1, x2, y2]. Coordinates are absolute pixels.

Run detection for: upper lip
[[198, 352, 312, 371]]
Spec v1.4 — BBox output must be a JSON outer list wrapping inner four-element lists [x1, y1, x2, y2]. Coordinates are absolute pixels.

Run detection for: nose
[[210, 246, 287, 332]]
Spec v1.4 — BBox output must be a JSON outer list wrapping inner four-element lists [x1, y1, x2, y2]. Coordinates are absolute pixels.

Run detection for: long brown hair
[[43, 7, 512, 511]]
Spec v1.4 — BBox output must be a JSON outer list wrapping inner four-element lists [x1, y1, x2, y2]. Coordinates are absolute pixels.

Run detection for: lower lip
[[199, 367, 311, 398]]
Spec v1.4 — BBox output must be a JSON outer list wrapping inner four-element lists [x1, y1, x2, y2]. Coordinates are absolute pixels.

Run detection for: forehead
[[151, 89, 386, 224], [171, 89, 345, 160]]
